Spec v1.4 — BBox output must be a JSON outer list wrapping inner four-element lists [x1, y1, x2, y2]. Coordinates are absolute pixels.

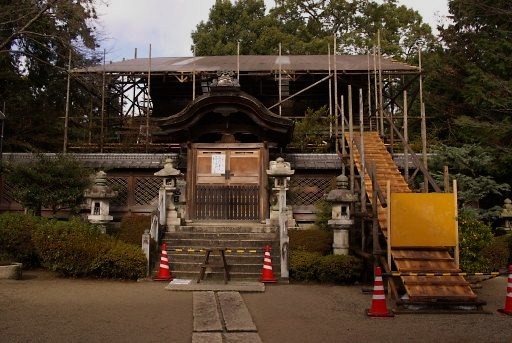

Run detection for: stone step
[[164, 232, 278, 240], [163, 239, 278, 249], [170, 261, 277, 273], [176, 224, 275, 234], [172, 270, 263, 281], [158, 222, 281, 280], [169, 253, 270, 264]]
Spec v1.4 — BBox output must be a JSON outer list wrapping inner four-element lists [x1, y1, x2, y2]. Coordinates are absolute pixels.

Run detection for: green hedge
[[317, 254, 363, 283], [289, 251, 322, 281], [458, 209, 494, 272], [0, 213, 147, 280], [32, 219, 146, 279], [116, 215, 152, 245], [481, 236, 510, 272], [290, 250, 362, 284], [91, 240, 147, 279], [289, 229, 333, 255], [0, 213, 40, 266], [33, 219, 107, 276]]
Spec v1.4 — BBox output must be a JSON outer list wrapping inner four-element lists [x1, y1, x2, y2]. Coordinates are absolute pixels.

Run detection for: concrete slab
[[166, 281, 265, 292], [218, 292, 257, 332], [193, 291, 222, 332], [192, 332, 223, 343], [223, 332, 263, 343]]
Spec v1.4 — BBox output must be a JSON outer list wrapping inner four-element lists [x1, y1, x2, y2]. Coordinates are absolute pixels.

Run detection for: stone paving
[[165, 279, 266, 292], [192, 291, 262, 343]]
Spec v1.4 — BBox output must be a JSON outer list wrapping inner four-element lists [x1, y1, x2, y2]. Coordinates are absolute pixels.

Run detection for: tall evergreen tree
[[424, 0, 512, 183], [192, 0, 437, 61], [192, 0, 274, 55], [0, 0, 101, 152]]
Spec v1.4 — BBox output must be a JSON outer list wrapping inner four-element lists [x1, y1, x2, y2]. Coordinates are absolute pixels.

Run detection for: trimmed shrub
[[33, 218, 146, 279], [91, 241, 147, 280], [117, 215, 152, 245], [316, 254, 362, 284], [289, 251, 321, 281], [480, 236, 510, 272], [33, 219, 106, 276], [289, 250, 362, 284], [289, 228, 332, 255], [0, 213, 41, 266], [458, 208, 493, 273]]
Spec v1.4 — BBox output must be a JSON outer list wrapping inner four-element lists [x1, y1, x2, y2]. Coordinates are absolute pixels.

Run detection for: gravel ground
[[1, 269, 512, 343]]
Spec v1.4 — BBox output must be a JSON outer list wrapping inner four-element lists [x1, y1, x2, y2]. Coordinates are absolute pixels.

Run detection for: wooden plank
[[393, 256, 454, 262]]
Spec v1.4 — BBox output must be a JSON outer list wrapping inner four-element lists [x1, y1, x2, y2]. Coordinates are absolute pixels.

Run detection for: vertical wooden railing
[[194, 185, 260, 220]]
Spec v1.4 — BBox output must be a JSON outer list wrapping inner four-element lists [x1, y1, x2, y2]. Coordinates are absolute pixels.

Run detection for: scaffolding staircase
[[351, 132, 480, 308]]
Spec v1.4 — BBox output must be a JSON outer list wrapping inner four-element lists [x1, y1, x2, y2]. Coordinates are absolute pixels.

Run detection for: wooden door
[[191, 144, 263, 221]]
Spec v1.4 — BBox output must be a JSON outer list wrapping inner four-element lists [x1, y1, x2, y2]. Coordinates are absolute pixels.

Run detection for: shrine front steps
[[161, 223, 280, 281]]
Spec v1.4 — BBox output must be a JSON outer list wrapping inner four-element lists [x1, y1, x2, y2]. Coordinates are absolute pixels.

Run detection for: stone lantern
[[326, 174, 357, 255], [154, 159, 183, 232], [267, 157, 295, 280], [84, 171, 118, 233], [499, 198, 512, 232]]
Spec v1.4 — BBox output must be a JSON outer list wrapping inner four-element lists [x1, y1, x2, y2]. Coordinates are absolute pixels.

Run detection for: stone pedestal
[[329, 219, 352, 255]]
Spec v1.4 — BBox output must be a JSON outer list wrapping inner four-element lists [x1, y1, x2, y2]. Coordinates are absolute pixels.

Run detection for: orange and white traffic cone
[[260, 245, 277, 283], [498, 265, 512, 315], [366, 266, 394, 317], [153, 243, 173, 281]]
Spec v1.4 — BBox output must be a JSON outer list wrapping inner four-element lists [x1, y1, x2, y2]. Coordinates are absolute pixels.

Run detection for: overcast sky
[[96, 0, 450, 62]]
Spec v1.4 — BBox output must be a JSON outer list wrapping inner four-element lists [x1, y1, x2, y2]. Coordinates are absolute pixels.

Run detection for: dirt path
[[0, 270, 192, 342], [244, 278, 512, 343], [1, 270, 512, 342]]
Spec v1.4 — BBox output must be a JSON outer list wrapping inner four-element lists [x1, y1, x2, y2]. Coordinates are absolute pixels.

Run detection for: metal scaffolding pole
[[279, 43, 282, 116], [378, 31, 384, 137], [328, 44, 333, 138], [373, 47, 379, 134], [193, 45, 196, 101], [100, 49, 106, 153], [403, 90, 409, 183], [348, 85, 354, 193], [334, 35, 339, 145], [145, 44, 152, 153], [419, 48, 428, 193], [63, 48, 71, 154]]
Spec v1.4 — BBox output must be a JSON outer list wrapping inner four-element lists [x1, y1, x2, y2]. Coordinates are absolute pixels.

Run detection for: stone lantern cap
[[267, 157, 295, 177], [154, 159, 182, 178], [326, 174, 357, 203], [84, 171, 118, 199]]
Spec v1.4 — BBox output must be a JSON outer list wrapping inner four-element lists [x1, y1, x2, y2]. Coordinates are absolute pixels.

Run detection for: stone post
[[326, 174, 356, 255], [141, 229, 150, 276], [267, 157, 295, 280]]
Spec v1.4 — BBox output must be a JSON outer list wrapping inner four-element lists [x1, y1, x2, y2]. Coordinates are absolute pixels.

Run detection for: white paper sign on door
[[211, 154, 226, 174]]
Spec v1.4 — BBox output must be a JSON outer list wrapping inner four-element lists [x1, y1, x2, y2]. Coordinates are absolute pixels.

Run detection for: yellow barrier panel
[[390, 193, 457, 247]]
